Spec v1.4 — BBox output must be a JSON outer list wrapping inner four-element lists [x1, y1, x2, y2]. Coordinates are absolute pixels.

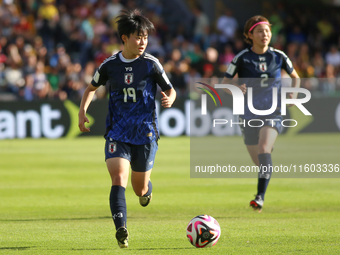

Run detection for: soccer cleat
[[250, 195, 264, 212], [116, 227, 129, 248], [139, 193, 152, 207]]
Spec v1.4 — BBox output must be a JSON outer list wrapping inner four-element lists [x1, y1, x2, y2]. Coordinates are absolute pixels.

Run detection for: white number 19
[[123, 88, 136, 102]]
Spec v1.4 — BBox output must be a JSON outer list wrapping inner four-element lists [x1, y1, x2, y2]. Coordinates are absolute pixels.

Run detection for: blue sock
[[257, 153, 272, 200], [109, 185, 127, 230], [144, 180, 152, 196]]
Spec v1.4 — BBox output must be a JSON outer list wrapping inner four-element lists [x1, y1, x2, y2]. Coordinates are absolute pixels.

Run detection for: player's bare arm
[[161, 88, 176, 108], [289, 69, 300, 100], [78, 84, 98, 132], [221, 76, 246, 95]]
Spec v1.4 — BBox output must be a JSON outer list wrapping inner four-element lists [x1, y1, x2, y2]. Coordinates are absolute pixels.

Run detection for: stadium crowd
[[1, 0, 340, 101]]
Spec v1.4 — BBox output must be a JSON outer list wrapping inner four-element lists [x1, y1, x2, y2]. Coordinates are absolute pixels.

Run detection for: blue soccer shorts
[[239, 116, 283, 145], [105, 137, 158, 172]]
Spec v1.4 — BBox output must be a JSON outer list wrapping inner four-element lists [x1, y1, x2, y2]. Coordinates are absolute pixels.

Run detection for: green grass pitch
[[0, 134, 339, 254]]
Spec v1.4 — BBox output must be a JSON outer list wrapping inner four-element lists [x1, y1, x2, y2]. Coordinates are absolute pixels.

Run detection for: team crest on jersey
[[124, 73, 133, 85], [108, 142, 116, 153], [259, 62, 267, 72]]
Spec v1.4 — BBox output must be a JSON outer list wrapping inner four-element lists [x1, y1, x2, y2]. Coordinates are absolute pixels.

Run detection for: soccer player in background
[[221, 15, 300, 211], [78, 10, 176, 248]]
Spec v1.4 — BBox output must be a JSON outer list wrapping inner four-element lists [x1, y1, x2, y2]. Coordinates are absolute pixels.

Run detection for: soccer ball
[[186, 215, 221, 248]]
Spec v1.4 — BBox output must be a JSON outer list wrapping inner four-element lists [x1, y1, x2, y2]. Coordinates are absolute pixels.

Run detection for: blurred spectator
[[47, 66, 60, 92], [106, 35, 121, 55], [297, 43, 310, 68], [268, 11, 284, 44], [0, 45, 7, 66], [0, 45, 7, 88], [13, 15, 34, 39], [92, 16, 109, 38], [320, 64, 336, 93], [38, 0, 59, 20], [312, 51, 325, 78], [287, 25, 306, 44], [106, 0, 124, 22], [186, 43, 204, 66], [233, 38, 245, 54], [317, 17, 334, 43], [144, 0, 162, 16], [58, 5, 72, 35], [37, 0, 59, 50], [2, 0, 340, 102], [37, 46, 50, 66], [169, 63, 187, 96], [31, 61, 51, 99], [192, 4, 209, 49], [202, 47, 222, 78], [7, 43, 22, 66], [184, 66, 201, 88], [147, 31, 165, 57], [166, 48, 187, 95], [201, 25, 219, 51], [0, 0, 20, 27], [272, 34, 285, 51], [286, 42, 299, 64], [22, 74, 34, 101], [325, 45, 340, 71], [23, 54, 37, 76], [4, 60, 24, 94], [216, 8, 238, 47], [219, 44, 235, 66]]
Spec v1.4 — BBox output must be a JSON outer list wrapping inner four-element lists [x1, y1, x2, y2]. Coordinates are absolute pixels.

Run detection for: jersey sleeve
[[275, 49, 294, 75], [91, 61, 109, 87], [281, 54, 294, 75], [152, 61, 173, 91], [225, 56, 241, 78]]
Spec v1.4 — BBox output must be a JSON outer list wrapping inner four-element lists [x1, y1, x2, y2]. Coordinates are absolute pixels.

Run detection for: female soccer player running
[[222, 16, 300, 211], [78, 10, 176, 248]]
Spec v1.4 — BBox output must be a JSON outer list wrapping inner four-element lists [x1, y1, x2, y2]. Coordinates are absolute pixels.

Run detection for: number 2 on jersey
[[260, 74, 268, 87], [123, 88, 136, 102]]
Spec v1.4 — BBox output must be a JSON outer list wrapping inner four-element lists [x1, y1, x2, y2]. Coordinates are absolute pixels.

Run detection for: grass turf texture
[[0, 134, 339, 254]]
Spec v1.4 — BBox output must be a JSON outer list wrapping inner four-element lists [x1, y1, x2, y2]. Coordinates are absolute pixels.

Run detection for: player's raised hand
[[161, 91, 174, 108], [239, 83, 247, 94], [78, 114, 90, 132]]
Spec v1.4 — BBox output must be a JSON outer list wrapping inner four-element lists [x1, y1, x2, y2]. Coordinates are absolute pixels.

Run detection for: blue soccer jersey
[[225, 47, 294, 119], [91, 52, 173, 145]]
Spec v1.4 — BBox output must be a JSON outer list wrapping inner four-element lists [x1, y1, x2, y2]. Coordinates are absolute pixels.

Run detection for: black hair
[[116, 9, 155, 44]]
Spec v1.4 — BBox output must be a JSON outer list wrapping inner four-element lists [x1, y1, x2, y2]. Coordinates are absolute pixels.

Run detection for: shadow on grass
[[1, 216, 148, 222], [0, 246, 193, 251], [0, 247, 36, 250], [132, 248, 193, 251], [69, 248, 107, 251], [0, 216, 111, 222]]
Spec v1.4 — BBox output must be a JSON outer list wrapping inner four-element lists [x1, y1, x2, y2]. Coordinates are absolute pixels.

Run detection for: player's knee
[[111, 174, 128, 186], [258, 145, 271, 154]]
